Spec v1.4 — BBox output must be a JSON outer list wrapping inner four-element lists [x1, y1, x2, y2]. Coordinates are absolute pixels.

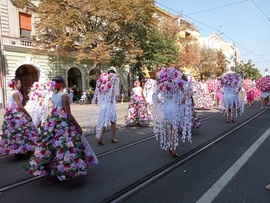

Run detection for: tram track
[[102, 109, 267, 203], [0, 109, 259, 195], [0, 112, 221, 193]]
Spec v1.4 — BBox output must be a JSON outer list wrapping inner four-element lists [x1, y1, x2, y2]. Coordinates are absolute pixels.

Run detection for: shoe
[[168, 149, 172, 154], [171, 151, 179, 158], [111, 138, 119, 143], [231, 119, 235, 123], [266, 184, 270, 191], [97, 140, 105, 145], [261, 107, 264, 109], [226, 119, 230, 123]]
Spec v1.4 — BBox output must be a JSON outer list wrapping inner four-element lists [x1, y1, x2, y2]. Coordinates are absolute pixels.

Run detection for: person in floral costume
[[0, 79, 39, 155], [195, 80, 215, 109], [152, 67, 193, 158], [87, 71, 120, 145], [186, 77, 201, 129], [25, 76, 98, 181], [125, 80, 150, 127], [24, 82, 52, 127], [218, 73, 244, 123], [256, 76, 270, 109], [143, 78, 156, 120]]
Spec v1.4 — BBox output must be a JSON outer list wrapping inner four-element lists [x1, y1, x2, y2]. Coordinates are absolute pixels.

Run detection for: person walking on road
[[0, 79, 38, 156], [218, 73, 244, 123], [143, 78, 156, 120], [24, 81, 52, 127], [152, 66, 193, 158], [125, 80, 150, 127], [87, 71, 120, 145], [25, 75, 98, 181], [256, 76, 270, 109]]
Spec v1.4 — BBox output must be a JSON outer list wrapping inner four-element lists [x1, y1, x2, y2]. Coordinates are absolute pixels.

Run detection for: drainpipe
[[0, 15, 5, 109]]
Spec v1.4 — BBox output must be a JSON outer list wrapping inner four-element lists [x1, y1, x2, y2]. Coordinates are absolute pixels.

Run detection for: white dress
[[87, 73, 119, 138]]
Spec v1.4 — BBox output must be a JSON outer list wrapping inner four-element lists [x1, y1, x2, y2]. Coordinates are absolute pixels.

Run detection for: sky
[[155, 0, 270, 76]]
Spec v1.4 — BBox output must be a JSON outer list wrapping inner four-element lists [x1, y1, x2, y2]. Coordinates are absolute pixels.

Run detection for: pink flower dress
[[195, 82, 215, 109], [26, 92, 98, 181], [125, 86, 150, 125], [0, 90, 39, 155]]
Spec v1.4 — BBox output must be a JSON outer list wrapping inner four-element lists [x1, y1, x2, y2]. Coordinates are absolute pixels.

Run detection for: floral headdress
[[219, 73, 241, 88], [28, 82, 52, 100], [156, 66, 186, 93], [207, 79, 219, 92], [144, 79, 155, 90], [134, 80, 140, 87], [96, 73, 119, 93], [242, 79, 255, 91], [7, 80, 14, 88], [256, 76, 270, 92]]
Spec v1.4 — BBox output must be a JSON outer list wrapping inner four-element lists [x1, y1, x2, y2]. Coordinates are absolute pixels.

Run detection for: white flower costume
[[218, 73, 244, 117], [152, 67, 193, 151], [87, 73, 119, 138], [143, 79, 156, 119], [24, 82, 52, 127]]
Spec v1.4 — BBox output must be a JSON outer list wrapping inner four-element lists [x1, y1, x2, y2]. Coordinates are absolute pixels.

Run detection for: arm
[[62, 94, 82, 134], [13, 92, 31, 118], [140, 88, 146, 103]]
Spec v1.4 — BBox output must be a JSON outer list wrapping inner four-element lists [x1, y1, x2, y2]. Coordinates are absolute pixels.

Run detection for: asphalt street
[[0, 101, 270, 203]]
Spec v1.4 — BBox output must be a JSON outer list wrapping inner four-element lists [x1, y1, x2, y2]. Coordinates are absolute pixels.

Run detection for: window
[[19, 12, 32, 38]]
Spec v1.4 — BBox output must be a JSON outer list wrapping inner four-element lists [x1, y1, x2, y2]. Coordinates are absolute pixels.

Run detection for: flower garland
[[220, 73, 241, 88], [256, 76, 270, 92], [156, 67, 186, 93], [96, 73, 119, 93]]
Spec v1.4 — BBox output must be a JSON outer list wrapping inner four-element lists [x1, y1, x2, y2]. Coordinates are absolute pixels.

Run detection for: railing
[[2, 36, 34, 47]]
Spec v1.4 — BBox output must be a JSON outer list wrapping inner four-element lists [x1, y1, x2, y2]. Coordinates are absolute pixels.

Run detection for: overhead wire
[[186, 0, 250, 15], [155, 1, 270, 65], [251, 0, 270, 23]]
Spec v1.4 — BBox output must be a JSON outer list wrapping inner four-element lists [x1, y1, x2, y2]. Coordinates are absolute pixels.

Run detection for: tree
[[234, 60, 262, 80], [11, 0, 156, 68], [215, 50, 228, 77], [194, 47, 228, 80]]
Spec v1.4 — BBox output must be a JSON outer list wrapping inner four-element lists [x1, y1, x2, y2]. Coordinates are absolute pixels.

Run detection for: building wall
[[0, 0, 130, 107]]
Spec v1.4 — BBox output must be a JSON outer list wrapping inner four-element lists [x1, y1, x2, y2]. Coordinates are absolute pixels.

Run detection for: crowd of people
[[0, 66, 270, 182]]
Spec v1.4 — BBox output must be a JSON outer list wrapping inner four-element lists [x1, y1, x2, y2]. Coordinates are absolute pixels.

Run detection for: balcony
[[2, 35, 34, 48]]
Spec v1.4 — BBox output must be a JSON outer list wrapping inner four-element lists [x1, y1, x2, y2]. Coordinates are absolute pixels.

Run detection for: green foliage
[[11, 0, 156, 68], [195, 47, 227, 80], [234, 60, 262, 80]]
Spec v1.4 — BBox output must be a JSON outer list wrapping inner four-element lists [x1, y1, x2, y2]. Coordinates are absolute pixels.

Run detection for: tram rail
[[0, 109, 265, 197]]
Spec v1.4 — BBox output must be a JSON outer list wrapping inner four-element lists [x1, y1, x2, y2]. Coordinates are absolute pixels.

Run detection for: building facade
[[200, 32, 242, 73], [0, 0, 129, 107]]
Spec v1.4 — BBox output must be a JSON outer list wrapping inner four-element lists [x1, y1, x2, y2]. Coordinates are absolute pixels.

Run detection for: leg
[[110, 122, 119, 143], [231, 107, 236, 123], [261, 98, 265, 109], [226, 109, 230, 123], [168, 125, 179, 158], [97, 127, 106, 145]]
